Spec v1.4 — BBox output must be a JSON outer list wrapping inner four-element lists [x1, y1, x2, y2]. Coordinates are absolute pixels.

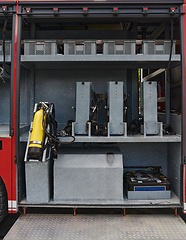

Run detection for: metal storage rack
[[17, 39, 182, 210], [2, 1, 180, 212]]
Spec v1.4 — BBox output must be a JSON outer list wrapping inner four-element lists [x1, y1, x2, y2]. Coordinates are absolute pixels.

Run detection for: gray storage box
[[142, 40, 176, 55], [0, 41, 11, 55], [54, 148, 123, 201], [25, 158, 53, 203], [24, 40, 57, 55], [103, 40, 135, 55], [64, 40, 96, 55]]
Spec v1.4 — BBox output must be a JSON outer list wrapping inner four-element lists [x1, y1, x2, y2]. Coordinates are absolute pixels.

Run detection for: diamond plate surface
[[4, 214, 186, 240]]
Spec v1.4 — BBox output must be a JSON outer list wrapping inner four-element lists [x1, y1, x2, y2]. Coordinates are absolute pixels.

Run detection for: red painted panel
[[0, 138, 11, 196], [0, 1, 19, 213], [0, 137, 16, 212]]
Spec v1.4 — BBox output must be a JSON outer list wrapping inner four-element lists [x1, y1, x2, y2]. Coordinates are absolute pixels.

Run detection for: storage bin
[[103, 40, 136, 55], [24, 40, 57, 55], [64, 40, 96, 55], [0, 41, 11, 55], [142, 40, 176, 55]]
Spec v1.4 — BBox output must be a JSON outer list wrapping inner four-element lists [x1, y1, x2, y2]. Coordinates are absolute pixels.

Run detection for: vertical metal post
[[10, 2, 22, 206], [107, 122, 110, 137], [174, 208, 178, 217], [132, 69, 139, 121], [124, 122, 127, 137], [88, 122, 91, 137], [144, 122, 147, 137], [165, 70, 170, 125], [23, 207, 28, 215], [73, 208, 77, 216], [72, 122, 75, 137], [159, 122, 163, 137]]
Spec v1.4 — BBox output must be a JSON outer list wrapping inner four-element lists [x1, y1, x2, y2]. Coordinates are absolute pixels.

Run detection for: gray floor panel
[[4, 214, 186, 240]]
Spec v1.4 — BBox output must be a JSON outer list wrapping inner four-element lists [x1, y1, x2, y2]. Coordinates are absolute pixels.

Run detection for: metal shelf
[[0, 55, 180, 69], [19, 191, 180, 208], [20, 54, 180, 69], [58, 134, 181, 143], [20, 132, 181, 143], [20, 54, 181, 62]]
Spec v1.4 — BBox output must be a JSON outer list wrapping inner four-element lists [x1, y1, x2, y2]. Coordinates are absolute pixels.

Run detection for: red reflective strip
[[113, 8, 118, 11], [53, 8, 58, 11], [144, 8, 148, 10]]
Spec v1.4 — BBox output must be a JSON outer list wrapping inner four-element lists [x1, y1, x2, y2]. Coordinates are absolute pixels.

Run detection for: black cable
[[166, 18, 181, 87], [42, 107, 75, 146], [167, 18, 174, 71]]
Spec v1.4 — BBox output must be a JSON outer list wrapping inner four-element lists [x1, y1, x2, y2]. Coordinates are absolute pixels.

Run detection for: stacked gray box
[[54, 148, 123, 201], [25, 159, 53, 203]]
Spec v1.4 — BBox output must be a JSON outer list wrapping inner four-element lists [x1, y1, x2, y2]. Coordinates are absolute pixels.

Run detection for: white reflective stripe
[[8, 209, 17, 213], [8, 200, 17, 210]]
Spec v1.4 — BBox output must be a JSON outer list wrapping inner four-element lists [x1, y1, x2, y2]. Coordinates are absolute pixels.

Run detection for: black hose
[[167, 18, 174, 71], [42, 107, 75, 146], [166, 18, 181, 87]]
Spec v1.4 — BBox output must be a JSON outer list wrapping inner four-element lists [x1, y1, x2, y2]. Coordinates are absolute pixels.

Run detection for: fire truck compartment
[[0, 1, 184, 212]]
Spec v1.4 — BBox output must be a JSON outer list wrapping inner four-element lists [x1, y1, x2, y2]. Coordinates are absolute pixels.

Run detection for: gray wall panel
[[118, 142, 168, 176], [34, 68, 127, 129]]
